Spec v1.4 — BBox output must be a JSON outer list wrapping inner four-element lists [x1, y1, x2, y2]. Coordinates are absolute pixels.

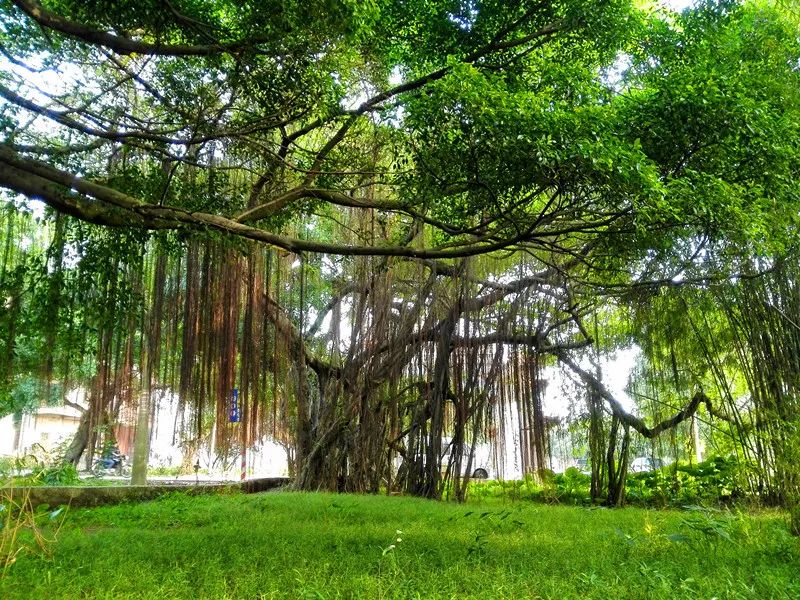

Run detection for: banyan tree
[[1, 0, 800, 508]]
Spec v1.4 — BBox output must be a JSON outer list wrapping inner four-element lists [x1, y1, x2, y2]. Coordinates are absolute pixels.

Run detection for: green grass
[[2, 492, 798, 599]]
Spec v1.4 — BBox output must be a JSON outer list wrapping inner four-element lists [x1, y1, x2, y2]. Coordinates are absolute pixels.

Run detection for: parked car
[[629, 456, 664, 473]]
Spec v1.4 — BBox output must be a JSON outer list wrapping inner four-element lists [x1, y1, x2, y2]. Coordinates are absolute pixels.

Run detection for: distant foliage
[[0, 443, 80, 487], [468, 457, 747, 508], [627, 457, 744, 507]]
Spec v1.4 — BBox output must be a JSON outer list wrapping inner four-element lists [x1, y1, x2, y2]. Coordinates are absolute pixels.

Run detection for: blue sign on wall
[[230, 388, 240, 422]]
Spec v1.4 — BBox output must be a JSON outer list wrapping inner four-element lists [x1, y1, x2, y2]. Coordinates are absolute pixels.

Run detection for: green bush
[[0, 456, 38, 482], [467, 457, 746, 507], [467, 469, 592, 505], [147, 465, 185, 477], [553, 467, 591, 503], [2, 443, 81, 487], [27, 463, 80, 487], [626, 456, 746, 507]]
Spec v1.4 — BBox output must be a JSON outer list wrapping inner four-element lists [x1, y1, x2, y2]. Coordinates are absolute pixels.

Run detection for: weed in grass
[[460, 508, 526, 560], [379, 529, 404, 578], [1, 485, 67, 578], [293, 569, 329, 600], [764, 524, 798, 561], [676, 505, 738, 557]]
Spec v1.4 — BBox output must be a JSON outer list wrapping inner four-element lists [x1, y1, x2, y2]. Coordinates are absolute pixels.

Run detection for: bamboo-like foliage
[[714, 263, 800, 531]]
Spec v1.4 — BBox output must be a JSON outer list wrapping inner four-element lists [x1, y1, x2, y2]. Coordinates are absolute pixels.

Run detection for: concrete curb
[[4, 477, 291, 508]]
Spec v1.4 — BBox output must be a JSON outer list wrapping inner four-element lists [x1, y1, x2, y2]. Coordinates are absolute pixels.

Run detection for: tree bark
[[62, 407, 90, 465], [130, 341, 151, 485]]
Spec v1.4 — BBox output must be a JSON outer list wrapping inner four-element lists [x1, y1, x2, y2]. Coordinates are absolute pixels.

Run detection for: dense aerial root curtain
[[708, 262, 800, 534], [8, 206, 800, 518], [5, 202, 762, 506], [240, 248, 267, 453], [41, 213, 65, 396], [65, 231, 581, 498], [280, 244, 582, 498], [178, 240, 200, 441], [131, 252, 167, 484], [514, 347, 548, 477], [594, 262, 800, 521], [1, 208, 25, 423], [1, 0, 799, 525]]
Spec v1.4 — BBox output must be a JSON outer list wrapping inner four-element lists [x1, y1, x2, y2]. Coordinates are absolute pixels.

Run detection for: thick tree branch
[[11, 0, 275, 56], [0, 145, 548, 259], [236, 187, 407, 223], [452, 332, 591, 352], [63, 399, 87, 414], [5, 139, 106, 156], [304, 284, 358, 340], [263, 292, 338, 378], [555, 349, 724, 438]]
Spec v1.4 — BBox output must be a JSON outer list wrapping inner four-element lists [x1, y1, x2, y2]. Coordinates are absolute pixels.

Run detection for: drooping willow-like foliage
[[3, 199, 585, 498]]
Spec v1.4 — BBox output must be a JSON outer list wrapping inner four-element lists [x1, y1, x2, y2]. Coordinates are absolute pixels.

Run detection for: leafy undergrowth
[[465, 457, 751, 508], [1, 492, 797, 599]]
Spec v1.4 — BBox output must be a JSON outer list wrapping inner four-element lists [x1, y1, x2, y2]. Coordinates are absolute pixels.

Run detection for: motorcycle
[[92, 448, 131, 477]]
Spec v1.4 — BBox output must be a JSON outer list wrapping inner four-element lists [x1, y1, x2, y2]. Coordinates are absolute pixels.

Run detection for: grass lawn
[[1, 491, 798, 599]]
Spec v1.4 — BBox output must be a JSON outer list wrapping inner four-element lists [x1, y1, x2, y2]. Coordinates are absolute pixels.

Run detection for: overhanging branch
[[11, 0, 276, 56], [0, 146, 545, 259], [555, 348, 724, 438]]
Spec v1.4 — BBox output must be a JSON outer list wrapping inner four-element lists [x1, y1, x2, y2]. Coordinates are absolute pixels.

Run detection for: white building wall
[[0, 414, 16, 455]]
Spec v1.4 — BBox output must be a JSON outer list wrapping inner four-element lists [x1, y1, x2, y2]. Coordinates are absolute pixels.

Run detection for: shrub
[[553, 467, 591, 503], [626, 456, 746, 507]]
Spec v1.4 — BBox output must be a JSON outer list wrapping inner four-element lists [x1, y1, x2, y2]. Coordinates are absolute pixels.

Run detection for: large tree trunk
[[605, 417, 631, 507], [130, 342, 151, 485], [588, 388, 606, 502], [12, 412, 22, 453], [419, 300, 460, 499], [293, 353, 314, 483], [130, 253, 166, 485], [62, 408, 90, 465]]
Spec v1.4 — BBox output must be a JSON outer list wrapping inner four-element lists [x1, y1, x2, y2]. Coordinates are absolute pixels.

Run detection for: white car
[[629, 457, 663, 473]]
